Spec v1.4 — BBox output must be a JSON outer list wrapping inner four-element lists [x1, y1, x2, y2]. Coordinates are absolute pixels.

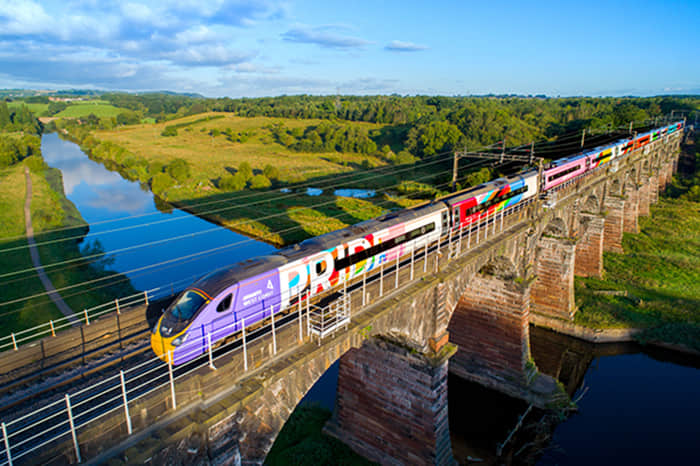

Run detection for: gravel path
[[24, 165, 80, 326]]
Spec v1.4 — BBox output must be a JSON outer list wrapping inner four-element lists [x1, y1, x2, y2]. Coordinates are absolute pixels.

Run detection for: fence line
[[0, 135, 680, 464]]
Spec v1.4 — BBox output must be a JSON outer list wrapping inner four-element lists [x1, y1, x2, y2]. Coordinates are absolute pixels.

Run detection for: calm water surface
[[301, 328, 700, 465], [41, 133, 276, 293]]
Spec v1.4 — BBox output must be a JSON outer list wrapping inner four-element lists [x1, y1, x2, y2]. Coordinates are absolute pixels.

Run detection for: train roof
[[277, 201, 446, 261], [442, 170, 535, 205], [193, 255, 287, 297]]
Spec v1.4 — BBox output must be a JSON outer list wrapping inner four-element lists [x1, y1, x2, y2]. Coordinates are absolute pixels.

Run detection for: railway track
[[0, 204, 531, 464]]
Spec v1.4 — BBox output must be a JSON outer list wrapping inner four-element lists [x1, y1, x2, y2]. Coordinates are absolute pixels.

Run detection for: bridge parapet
[[10, 128, 685, 465]]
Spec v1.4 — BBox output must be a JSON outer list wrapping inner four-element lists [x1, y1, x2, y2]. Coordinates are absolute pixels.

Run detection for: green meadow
[[575, 145, 700, 351]]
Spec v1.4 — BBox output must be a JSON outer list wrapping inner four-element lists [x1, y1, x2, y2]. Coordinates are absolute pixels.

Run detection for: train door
[[211, 287, 237, 341]]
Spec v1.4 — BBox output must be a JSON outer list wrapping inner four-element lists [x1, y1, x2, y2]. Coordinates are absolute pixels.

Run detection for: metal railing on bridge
[[0, 202, 536, 465]]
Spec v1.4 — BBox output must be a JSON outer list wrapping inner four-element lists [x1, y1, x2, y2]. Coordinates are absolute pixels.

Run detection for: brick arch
[[477, 255, 518, 280], [608, 177, 623, 196], [542, 217, 568, 238], [582, 194, 600, 214]]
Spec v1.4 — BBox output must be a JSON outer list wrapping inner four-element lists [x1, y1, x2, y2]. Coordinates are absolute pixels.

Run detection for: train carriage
[[542, 153, 589, 191], [151, 120, 684, 365], [444, 171, 538, 230]]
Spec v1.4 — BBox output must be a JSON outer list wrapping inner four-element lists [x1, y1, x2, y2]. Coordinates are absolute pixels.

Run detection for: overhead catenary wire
[[0, 115, 676, 314], [0, 174, 467, 318], [0, 114, 654, 246], [0, 158, 488, 314], [0, 150, 462, 282]]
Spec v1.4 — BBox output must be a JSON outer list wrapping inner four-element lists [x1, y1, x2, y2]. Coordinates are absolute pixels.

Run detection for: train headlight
[[172, 333, 188, 347]]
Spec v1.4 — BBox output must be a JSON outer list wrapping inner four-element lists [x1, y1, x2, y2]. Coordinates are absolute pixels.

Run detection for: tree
[[151, 172, 175, 194], [237, 161, 253, 180], [0, 137, 18, 167], [0, 101, 11, 129], [249, 174, 271, 189], [161, 126, 178, 137], [48, 101, 68, 116], [166, 158, 190, 182], [406, 121, 462, 157], [263, 164, 280, 180], [116, 110, 141, 126], [219, 173, 247, 191]]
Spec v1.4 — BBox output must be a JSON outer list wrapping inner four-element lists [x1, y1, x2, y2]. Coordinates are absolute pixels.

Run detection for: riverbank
[[57, 115, 445, 246], [0, 137, 136, 335], [563, 136, 700, 353]]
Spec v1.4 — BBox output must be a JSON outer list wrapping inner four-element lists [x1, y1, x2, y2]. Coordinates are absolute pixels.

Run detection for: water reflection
[[278, 187, 376, 198], [448, 327, 700, 465], [41, 133, 276, 292]]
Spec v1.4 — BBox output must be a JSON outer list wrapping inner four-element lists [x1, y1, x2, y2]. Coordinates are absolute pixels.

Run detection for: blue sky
[[0, 0, 698, 97]]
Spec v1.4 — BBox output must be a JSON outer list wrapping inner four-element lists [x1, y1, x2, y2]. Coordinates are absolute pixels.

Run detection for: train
[[151, 121, 684, 365]]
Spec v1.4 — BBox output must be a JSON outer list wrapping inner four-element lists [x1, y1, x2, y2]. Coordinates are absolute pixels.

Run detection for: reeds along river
[[40, 132, 276, 294]]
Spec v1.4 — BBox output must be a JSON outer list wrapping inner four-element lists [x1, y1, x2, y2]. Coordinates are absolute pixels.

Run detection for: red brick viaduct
[[37, 129, 683, 465]]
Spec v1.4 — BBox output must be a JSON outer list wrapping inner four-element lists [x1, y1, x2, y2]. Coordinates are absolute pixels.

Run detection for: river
[[41, 134, 700, 464], [40, 133, 276, 294], [299, 327, 700, 465]]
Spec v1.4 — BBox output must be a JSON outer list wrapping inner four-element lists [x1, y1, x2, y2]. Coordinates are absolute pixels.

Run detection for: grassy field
[[0, 156, 135, 337], [55, 101, 124, 118], [7, 101, 49, 116], [574, 144, 700, 351], [94, 113, 389, 184], [77, 113, 449, 245], [266, 404, 374, 465]]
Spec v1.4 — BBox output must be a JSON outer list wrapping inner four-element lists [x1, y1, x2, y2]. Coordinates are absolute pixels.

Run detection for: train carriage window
[[216, 294, 232, 313], [453, 207, 459, 225], [316, 260, 327, 275], [547, 164, 582, 182]]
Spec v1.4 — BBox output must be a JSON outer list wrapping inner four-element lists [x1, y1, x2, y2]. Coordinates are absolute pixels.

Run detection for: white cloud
[[384, 40, 428, 52], [282, 25, 371, 49]]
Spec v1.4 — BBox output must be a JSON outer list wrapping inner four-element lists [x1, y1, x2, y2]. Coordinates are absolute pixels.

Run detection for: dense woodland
[[99, 93, 700, 156], [0, 101, 43, 168], [5, 92, 700, 174]]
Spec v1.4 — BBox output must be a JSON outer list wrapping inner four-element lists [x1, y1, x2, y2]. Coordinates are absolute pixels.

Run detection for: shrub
[[219, 173, 247, 191], [249, 174, 271, 189], [151, 172, 175, 194], [395, 150, 417, 165], [148, 161, 165, 175], [166, 158, 190, 182], [237, 161, 253, 180], [24, 155, 47, 173], [161, 126, 178, 137], [263, 164, 280, 180]]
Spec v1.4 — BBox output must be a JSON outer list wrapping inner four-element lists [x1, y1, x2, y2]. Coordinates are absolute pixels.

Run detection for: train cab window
[[171, 291, 206, 321], [316, 260, 327, 275], [216, 294, 232, 313]]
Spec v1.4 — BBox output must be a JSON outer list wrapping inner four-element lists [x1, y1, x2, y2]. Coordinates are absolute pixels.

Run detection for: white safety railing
[[0, 276, 196, 354], [0, 199, 555, 465], [308, 291, 351, 343]]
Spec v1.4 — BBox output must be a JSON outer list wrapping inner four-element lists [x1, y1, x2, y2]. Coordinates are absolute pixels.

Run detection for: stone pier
[[531, 237, 576, 320], [325, 336, 456, 466], [623, 185, 639, 233], [448, 271, 560, 406], [637, 182, 650, 216], [603, 196, 625, 253], [574, 214, 605, 278], [649, 174, 659, 204]]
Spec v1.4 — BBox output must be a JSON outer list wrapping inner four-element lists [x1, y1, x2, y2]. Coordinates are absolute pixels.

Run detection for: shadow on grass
[[171, 157, 458, 247]]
